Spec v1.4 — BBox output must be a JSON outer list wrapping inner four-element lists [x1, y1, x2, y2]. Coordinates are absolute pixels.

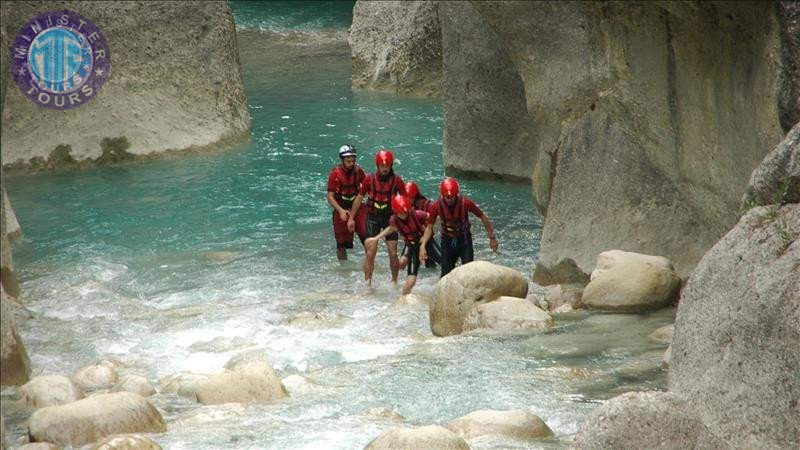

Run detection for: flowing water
[[2, 3, 672, 449]]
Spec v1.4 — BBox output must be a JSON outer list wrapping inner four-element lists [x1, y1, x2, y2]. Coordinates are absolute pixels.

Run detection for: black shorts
[[367, 212, 398, 241], [403, 242, 422, 276], [440, 232, 474, 277]]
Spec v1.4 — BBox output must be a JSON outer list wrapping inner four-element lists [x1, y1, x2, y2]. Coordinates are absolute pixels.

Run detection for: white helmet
[[338, 144, 357, 158]]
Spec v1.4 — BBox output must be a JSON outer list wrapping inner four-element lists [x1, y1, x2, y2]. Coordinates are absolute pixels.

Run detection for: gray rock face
[[349, 1, 441, 97], [670, 203, 800, 448], [742, 121, 799, 207], [778, 2, 800, 132], [440, 2, 536, 181], [438, 2, 784, 276], [574, 204, 800, 448], [571, 392, 725, 449], [462, 296, 552, 333], [0, 183, 21, 300], [0, 292, 30, 385], [0, 1, 249, 171]]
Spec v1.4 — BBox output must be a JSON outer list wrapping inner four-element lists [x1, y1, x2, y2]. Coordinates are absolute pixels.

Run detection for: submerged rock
[[462, 296, 553, 332], [647, 324, 674, 344], [391, 292, 433, 308], [282, 311, 348, 329], [582, 251, 680, 312], [71, 361, 119, 391], [111, 375, 156, 397], [430, 261, 528, 336], [28, 392, 165, 446], [21, 375, 84, 408], [365, 425, 469, 450], [446, 409, 553, 440], [280, 374, 319, 396], [18, 443, 60, 450], [89, 434, 162, 450], [361, 407, 406, 422]]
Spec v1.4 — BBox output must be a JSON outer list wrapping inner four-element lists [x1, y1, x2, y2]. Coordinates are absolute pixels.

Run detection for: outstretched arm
[[366, 225, 397, 246]]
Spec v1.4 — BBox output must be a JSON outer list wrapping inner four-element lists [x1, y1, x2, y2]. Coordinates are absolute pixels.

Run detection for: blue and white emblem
[[10, 10, 110, 110]]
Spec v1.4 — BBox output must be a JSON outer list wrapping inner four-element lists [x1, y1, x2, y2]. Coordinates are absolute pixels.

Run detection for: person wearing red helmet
[[402, 181, 440, 269], [420, 177, 499, 277], [347, 150, 406, 284], [365, 194, 430, 294], [327, 144, 368, 260]]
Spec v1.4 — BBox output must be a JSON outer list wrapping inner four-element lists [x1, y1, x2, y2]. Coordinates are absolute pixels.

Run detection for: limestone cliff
[[350, 1, 794, 276], [349, 0, 442, 97], [1, 1, 250, 171], [572, 127, 799, 448]]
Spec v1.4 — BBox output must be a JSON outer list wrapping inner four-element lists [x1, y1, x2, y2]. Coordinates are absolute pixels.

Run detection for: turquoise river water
[[2, 3, 672, 449]]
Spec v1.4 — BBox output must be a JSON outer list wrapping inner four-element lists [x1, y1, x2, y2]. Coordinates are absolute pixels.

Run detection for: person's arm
[[479, 213, 498, 252], [366, 225, 397, 246], [419, 223, 434, 262], [327, 192, 349, 221], [347, 194, 363, 232]]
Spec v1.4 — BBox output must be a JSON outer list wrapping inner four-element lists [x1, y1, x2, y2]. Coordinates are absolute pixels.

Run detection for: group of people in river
[[326, 144, 498, 294]]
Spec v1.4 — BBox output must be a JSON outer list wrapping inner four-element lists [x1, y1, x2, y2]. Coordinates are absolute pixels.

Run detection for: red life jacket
[[334, 164, 363, 208], [395, 210, 426, 243], [368, 173, 398, 214], [437, 196, 469, 236], [413, 196, 433, 213]]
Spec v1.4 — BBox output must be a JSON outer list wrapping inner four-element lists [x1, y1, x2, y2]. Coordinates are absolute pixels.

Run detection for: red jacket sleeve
[[395, 175, 406, 196], [464, 197, 484, 218], [327, 168, 339, 192], [427, 201, 439, 225], [359, 174, 372, 196]]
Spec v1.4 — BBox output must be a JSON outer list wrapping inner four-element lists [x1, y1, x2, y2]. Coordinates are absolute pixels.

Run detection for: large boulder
[[21, 375, 84, 408], [2, 186, 20, 241], [28, 392, 166, 447], [669, 203, 800, 448], [582, 251, 681, 312], [446, 409, 553, 440], [365, 425, 470, 450], [741, 121, 799, 207], [187, 360, 287, 405], [778, 2, 800, 132], [440, 1, 536, 181], [430, 261, 528, 336], [532, 258, 589, 287], [571, 392, 725, 449], [349, 1, 441, 97], [462, 297, 552, 332], [0, 293, 30, 385], [0, 1, 249, 172], [541, 283, 584, 313], [647, 324, 674, 344], [157, 372, 209, 399]]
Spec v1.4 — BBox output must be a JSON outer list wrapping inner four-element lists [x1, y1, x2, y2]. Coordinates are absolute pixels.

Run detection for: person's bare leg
[[337, 247, 347, 261], [398, 255, 408, 270], [402, 275, 417, 295], [364, 239, 378, 285], [387, 240, 399, 283]]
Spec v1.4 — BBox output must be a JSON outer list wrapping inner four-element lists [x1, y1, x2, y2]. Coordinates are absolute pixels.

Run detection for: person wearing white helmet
[[326, 144, 367, 260]]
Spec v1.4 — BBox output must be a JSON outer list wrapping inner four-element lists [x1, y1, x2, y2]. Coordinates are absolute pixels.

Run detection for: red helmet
[[404, 181, 420, 199], [391, 194, 411, 215], [375, 150, 394, 167], [440, 177, 459, 197]]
